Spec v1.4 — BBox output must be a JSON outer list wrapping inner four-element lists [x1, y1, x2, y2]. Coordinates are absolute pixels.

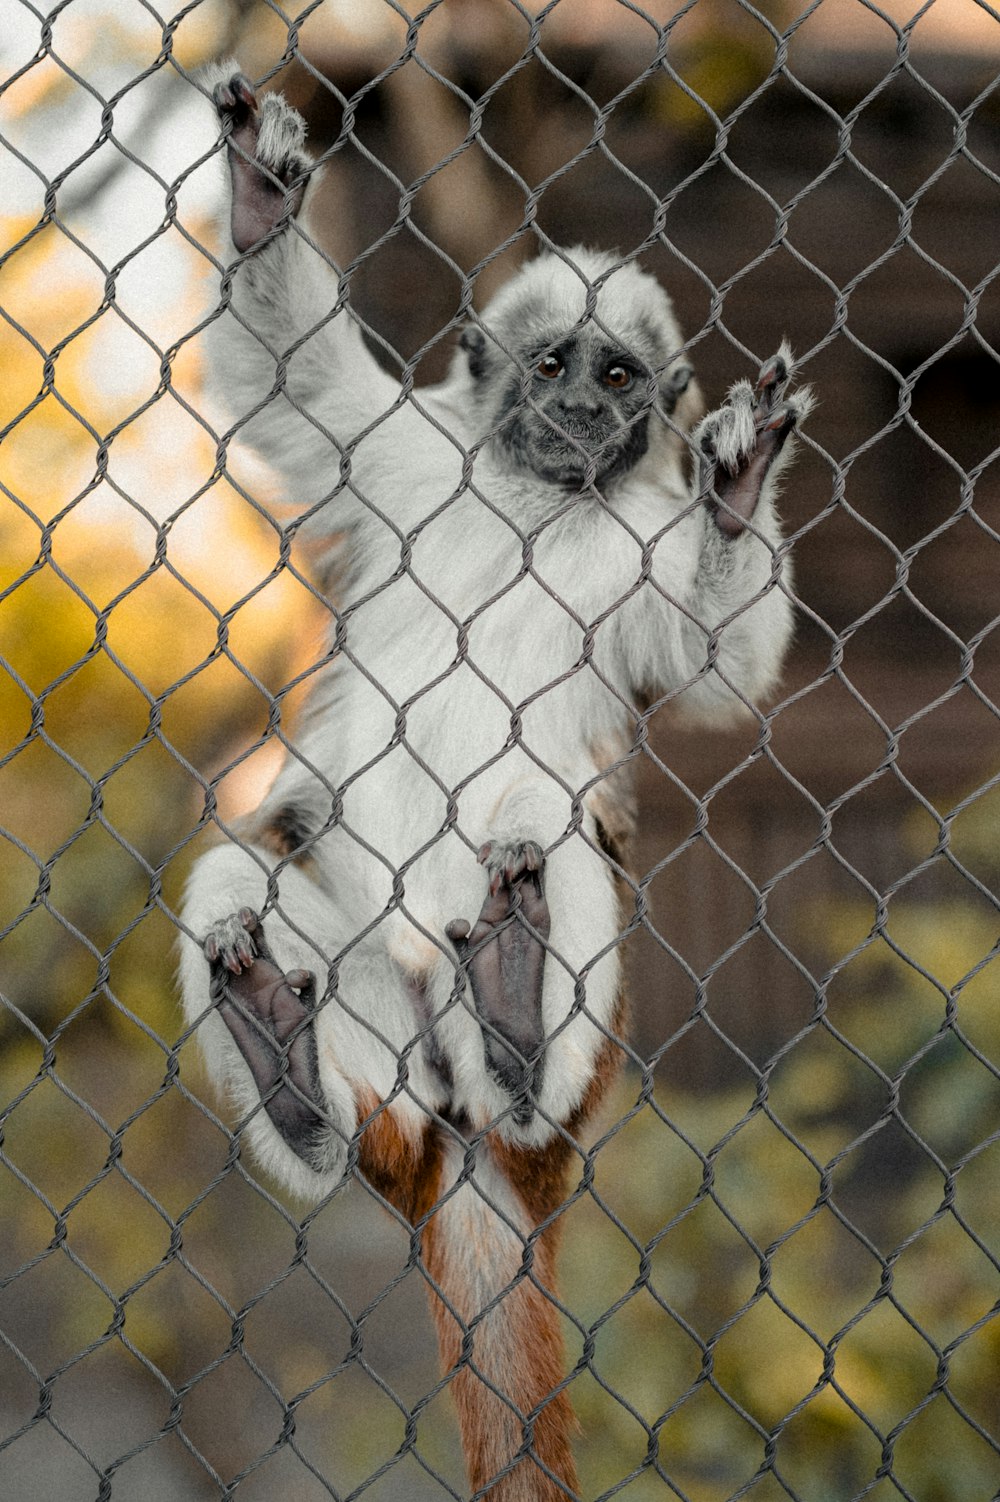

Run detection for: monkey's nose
[[558, 400, 605, 424]]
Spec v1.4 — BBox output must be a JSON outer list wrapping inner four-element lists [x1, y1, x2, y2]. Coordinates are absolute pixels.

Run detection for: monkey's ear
[[665, 361, 703, 433], [661, 362, 693, 415], [460, 326, 489, 380]]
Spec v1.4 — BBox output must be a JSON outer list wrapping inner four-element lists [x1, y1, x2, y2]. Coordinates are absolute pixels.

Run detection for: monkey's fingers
[[213, 73, 258, 130], [515, 866, 549, 932], [757, 401, 800, 449], [284, 968, 317, 1005], [204, 907, 259, 974], [479, 839, 546, 898], [700, 344, 805, 537], [446, 918, 471, 963], [754, 349, 790, 416], [217, 81, 310, 253], [710, 411, 798, 538]]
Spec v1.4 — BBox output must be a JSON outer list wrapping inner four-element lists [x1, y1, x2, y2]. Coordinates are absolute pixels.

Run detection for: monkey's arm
[[202, 66, 401, 503], [660, 348, 811, 717]]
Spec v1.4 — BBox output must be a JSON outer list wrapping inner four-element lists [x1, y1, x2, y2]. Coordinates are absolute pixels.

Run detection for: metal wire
[[1, 2, 999, 1499]]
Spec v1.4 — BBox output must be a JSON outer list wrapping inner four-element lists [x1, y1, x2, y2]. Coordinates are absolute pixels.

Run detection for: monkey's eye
[[536, 354, 564, 380], [603, 364, 633, 390]]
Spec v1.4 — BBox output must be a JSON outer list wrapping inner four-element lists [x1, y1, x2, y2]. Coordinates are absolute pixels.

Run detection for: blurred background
[[1, 1, 999, 1498]]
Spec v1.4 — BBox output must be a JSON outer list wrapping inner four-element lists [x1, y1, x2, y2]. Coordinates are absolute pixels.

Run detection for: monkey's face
[[499, 331, 654, 487]]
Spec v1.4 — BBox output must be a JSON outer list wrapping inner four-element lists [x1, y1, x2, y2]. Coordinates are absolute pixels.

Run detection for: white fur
[[179, 80, 808, 1197]]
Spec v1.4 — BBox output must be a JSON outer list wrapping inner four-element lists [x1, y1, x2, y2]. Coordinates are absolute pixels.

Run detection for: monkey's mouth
[[536, 429, 625, 482], [542, 411, 615, 445], [496, 410, 636, 488], [550, 419, 605, 442]]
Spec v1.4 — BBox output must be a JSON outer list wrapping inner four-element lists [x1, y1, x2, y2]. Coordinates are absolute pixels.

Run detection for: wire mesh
[[1, 2, 999, 1500]]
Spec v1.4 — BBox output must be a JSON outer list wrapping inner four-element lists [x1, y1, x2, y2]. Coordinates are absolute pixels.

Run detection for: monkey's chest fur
[[282, 475, 695, 859]]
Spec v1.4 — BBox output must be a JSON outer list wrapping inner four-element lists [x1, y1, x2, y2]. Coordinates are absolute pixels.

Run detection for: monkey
[[177, 65, 813, 1501]]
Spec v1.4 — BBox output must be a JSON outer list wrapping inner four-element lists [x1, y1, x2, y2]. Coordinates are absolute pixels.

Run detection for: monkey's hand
[[213, 72, 312, 254], [204, 909, 330, 1166], [446, 842, 550, 1125], [696, 346, 811, 538]]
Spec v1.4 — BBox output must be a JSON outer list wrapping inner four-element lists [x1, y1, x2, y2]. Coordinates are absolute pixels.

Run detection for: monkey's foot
[[205, 909, 328, 1164], [213, 72, 311, 253], [446, 842, 551, 1124], [697, 346, 812, 538]]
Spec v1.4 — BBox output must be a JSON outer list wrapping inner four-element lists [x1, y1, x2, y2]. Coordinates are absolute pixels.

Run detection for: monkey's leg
[[446, 841, 550, 1123], [213, 72, 311, 253], [699, 347, 804, 538]]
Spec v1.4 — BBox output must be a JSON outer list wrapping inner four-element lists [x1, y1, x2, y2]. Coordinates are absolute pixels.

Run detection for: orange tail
[[422, 1138, 578, 1501], [353, 1093, 590, 1498]]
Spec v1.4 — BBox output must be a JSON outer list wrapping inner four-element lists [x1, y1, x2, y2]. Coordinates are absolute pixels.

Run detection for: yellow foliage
[[0, 205, 328, 842]]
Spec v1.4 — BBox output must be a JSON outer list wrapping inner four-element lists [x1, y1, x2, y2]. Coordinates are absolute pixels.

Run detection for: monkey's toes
[[450, 846, 551, 1122]]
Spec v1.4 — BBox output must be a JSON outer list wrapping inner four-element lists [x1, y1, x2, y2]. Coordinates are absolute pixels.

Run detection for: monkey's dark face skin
[[497, 332, 654, 488]]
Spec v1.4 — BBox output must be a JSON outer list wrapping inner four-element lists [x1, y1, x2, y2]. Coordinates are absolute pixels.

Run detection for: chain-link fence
[[2, 2, 999, 1499]]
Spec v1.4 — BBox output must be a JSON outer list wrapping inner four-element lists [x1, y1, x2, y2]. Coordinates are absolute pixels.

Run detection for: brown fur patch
[[353, 1086, 440, 1225], [492, 988, 628, 1229], [231, 803, 317, 865], [584, 741, 638, 871]]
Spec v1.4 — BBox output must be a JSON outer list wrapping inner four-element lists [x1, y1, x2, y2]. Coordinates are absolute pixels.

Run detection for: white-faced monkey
[[178, 64, 812, 1501]]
